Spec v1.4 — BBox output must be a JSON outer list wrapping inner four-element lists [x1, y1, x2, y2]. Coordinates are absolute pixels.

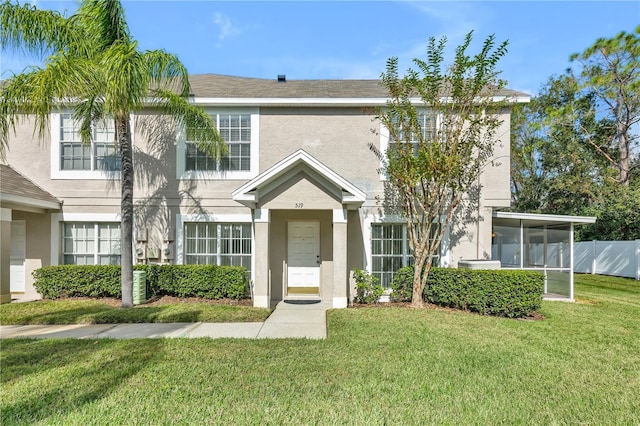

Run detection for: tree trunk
[[118, 115, 134, 308], [411, 247, 426, 308], [618, 126, 629, 186]]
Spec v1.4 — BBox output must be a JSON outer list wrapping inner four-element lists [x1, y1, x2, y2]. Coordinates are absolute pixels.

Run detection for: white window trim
[[175, 213, 254, 283], [176, 108, 259, 181], [378, 111, 442, 182], [50, 213, 121, 265], [50, 112, 132, 180]]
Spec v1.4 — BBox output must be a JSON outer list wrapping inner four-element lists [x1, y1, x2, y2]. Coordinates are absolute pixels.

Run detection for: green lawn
[[0, 299, 270, 324], [1, 274, 639, 425]]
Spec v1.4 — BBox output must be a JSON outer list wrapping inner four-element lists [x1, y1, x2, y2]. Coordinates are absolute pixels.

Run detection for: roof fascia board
[[190, 95, 530, 107], [494, 211, 596, 224], [0, 192, 61, 210]]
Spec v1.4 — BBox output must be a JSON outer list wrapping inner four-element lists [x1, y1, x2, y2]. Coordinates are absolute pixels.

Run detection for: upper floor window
[[59, 114, 120, 171], [51, 112, 123, 179], [388, 112, 437, 156], [177, 109, 259, 181], [186, 113, 251, 172]]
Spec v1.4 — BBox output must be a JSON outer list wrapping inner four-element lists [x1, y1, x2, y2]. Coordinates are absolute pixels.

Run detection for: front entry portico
[[232, 150, 365, 308]]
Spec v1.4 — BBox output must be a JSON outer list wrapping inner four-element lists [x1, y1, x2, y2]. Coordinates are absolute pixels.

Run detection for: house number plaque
[[295, 203, 304, 208]]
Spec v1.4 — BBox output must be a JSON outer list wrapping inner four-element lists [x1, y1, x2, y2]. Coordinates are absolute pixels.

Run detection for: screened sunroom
[[491, 212, 596, 301]]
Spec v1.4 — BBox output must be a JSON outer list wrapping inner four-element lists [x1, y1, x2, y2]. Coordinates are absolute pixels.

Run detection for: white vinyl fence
[[574, 240, 640, 280]]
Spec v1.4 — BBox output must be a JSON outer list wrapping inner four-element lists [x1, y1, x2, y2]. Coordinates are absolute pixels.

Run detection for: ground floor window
[[63, 222, 121, 265], [184, 223, 252, 273], [371, 223, 439, 288]]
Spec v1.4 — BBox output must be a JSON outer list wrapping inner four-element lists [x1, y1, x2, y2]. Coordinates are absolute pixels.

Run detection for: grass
[[1, 274, 639, 424], [0, 299, 271, 324]]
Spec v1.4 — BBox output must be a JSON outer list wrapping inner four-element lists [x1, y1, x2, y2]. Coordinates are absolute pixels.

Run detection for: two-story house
[[1, 74, 530, 307]]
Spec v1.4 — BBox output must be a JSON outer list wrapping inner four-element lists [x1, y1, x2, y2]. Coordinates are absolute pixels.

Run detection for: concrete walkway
[[0, 299, 331, 340]]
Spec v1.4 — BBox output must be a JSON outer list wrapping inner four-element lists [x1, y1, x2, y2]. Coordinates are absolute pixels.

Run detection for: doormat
[[284, 300, 321, 305]]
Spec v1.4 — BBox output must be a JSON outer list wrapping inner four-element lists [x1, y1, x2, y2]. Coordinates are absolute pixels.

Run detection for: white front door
[[287, 221, 320, 295], [10, 220, 26, 293]]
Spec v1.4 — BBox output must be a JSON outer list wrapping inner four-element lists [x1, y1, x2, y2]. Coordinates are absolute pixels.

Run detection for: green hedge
[[389, 266, 544, 317], [33, 264, 249, 300], [426, 268, 544, 318]]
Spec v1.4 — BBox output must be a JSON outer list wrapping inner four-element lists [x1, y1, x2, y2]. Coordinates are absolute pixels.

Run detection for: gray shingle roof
[[0, 164, 60, 206], [187, 74, 529, 99]]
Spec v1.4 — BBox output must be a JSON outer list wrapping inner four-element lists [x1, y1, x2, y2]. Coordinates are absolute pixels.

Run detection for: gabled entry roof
[[232, 150, 366, 208], [0, 164, 61, 211]]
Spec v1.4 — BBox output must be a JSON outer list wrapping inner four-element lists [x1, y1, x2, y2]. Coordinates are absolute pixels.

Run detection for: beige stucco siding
[[480, 110, 511, 208], [259, 108, 382, 195], [4, 101, 515, 303]]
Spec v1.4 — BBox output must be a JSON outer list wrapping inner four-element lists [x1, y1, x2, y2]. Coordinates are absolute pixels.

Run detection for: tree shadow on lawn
[[2, 304, 116, 325], [1, 338, 164, 424], [3, 303, 204, 324], [90, 306, 203, 323]]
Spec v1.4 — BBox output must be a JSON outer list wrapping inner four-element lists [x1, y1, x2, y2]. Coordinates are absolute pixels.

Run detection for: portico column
[[0, 208, 12, 304], [253, 208, 271, 308], [333, 208, 348, 308]]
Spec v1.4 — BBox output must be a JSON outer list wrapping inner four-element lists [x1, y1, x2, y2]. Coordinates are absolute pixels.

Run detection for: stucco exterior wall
[[3, 102, 515, 302]]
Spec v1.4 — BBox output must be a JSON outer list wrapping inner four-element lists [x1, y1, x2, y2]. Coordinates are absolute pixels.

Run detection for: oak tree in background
[[511, 74, 614, 215], [372, 31, 508, 308], [0, 0, 225, 307], [510, 28, 639, 241]]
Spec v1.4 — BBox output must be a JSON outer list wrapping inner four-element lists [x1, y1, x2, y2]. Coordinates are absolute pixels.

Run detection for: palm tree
[[0, 0, 224, 307]]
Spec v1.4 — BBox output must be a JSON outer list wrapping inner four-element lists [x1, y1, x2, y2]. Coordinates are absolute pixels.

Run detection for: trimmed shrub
[[33, 264, 249, 300], [33, 265, 122, 299], [155, 265, 248, 299], [389, 266, 415, 302], [352, 268, 384, 304], [425, 268, 544, 318]]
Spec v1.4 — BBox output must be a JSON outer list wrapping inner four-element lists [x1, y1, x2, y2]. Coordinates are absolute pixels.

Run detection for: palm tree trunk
[[118, 115, 134, 308]]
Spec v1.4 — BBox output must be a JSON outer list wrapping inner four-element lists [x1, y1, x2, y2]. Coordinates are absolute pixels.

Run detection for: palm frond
[[99, 40, 146, 114], [0, 1, 85, 60], [153, 88, 226, 157], [74, 0, 130, 51], [73, 95, 106, 145], [0, 51, 97, 148], [142, 49, 191, 97]]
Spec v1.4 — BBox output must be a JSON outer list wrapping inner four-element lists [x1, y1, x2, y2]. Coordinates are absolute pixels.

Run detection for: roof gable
[[232, 150, 366, 208]]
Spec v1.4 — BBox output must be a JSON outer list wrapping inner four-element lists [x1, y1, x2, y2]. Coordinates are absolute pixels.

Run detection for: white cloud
[[213, 12, 241, 43]]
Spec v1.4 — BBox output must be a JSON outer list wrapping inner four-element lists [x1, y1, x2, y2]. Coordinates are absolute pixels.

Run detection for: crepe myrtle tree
[[371, 31, 508, 308], [0, 0, 225, 307]]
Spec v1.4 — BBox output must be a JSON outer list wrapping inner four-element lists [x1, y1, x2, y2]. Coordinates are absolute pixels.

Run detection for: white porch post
[[332, 208, 348, 308], [253, 208, 271, 308], [0, 208, 12, 304], [570, 222, 575, 301]]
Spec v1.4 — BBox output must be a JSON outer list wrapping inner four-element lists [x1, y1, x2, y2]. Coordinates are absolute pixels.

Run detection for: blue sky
[[1, 1, 638, 96]]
